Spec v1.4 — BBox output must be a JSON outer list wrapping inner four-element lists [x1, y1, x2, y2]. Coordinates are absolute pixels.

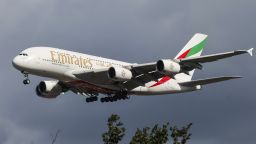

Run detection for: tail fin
[[175, 33, 208, 59], [174, 33, 208, 82]]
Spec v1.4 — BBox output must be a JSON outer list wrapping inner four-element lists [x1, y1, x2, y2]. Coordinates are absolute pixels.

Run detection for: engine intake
[[36, 81, 63, 98], [156, 59, 181, 75], [108, 67, 132, 81]]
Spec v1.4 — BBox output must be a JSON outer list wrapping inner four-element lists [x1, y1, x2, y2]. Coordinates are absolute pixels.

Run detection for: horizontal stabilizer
[[179, 76, 242, 87]]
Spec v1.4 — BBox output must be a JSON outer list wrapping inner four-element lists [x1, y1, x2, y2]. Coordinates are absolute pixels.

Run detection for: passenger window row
[[19, 53, 28, 56]]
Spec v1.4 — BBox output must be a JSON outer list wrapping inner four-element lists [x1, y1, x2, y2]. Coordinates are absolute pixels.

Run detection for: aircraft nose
[[12, 56, 21, 70]]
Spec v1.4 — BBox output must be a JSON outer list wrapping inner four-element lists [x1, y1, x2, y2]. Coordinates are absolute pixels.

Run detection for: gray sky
[[0, 0, 256, 143]]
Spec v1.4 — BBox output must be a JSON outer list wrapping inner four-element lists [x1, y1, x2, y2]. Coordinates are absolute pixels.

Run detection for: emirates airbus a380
[[12, 33, 253, 103]]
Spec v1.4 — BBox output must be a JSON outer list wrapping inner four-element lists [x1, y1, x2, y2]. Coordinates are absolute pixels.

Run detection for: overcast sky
[[0, 0, 256, 144]]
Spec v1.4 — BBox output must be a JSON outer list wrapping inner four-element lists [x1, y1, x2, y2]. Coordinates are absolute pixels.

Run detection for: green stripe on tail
[[186, 38, 207, 58]]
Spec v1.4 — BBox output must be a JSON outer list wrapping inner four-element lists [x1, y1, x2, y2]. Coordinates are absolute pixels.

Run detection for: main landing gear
[[100, 95, 129, 103], [22, 71, 30, 85], [100, 90, 129, 103], [84, 92, 99, 103], [86, 96, 98, 103], [83, 90, 129, 103]]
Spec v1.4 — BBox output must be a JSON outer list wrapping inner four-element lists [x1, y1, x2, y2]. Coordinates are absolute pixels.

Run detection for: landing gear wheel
[[86, 98, 90, 103], [23, 79, 30, 85], [110, 97, 115, 102], [21, 71, 30, 85], [86, 97, 98, 103], [93, 96, 98, 101], [113, 96, 118, 101]]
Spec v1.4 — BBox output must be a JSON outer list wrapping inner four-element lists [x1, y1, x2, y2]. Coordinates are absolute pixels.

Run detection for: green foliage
[[102, 114, 126, 144], [130, 123, 169, 144], [103, 114, 192, 144], [170, 123, 193, 144], [130, 127, 150, 144]]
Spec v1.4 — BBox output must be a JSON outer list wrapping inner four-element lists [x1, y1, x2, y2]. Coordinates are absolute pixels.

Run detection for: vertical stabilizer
[[174, 33, 208, 82], [175, 33, 208, 59]]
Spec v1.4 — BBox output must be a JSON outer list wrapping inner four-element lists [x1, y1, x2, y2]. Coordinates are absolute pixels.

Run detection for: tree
[[103, 114, 193, 144], [130, 123, 169, 144], [170, 123, 192, 144], [102, 114, 126, 144], [130, 127, 150, 144]]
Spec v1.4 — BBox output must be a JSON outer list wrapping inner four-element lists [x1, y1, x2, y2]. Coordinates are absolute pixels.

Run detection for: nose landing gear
[[23, 79, 30, 85], [22, 71, 30, 85]]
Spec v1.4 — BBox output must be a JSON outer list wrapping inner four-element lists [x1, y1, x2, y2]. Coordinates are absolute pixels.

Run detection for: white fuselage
[[12, 47, 199, 96]]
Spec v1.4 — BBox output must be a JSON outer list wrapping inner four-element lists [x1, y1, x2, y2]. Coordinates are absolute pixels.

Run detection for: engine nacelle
[[108, 67, 132, 81], [36, 81, 63, 98], [156, 59, 181, 74]]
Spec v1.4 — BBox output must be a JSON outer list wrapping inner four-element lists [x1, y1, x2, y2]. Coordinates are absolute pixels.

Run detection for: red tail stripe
[[177, 49, 191, 59]]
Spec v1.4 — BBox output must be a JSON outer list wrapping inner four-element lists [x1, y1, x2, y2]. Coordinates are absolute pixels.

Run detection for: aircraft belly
[[131, 80, 182, 95]]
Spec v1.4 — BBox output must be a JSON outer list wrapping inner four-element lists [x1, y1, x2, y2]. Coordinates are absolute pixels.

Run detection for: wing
[[71, 64, 164, 91], [179, 76, 242, 87], [59, 79, 117, 96], [180, 48, 253, 64], [123, 48, 253, 89], [69, 48, 253, 91], [72, 68, 112, 85]]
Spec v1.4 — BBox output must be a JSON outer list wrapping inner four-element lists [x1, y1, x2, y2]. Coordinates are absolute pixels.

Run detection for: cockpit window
[[19, 53, 28, 56]]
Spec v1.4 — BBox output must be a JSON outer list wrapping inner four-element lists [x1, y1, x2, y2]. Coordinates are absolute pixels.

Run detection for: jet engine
[[156, 59, 181, 75], [108, 67, 133, 81], [36, 81, 63, 98]]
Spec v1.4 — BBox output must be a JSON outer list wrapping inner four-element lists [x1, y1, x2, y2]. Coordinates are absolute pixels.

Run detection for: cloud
[[0, 117, 47, 144]]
